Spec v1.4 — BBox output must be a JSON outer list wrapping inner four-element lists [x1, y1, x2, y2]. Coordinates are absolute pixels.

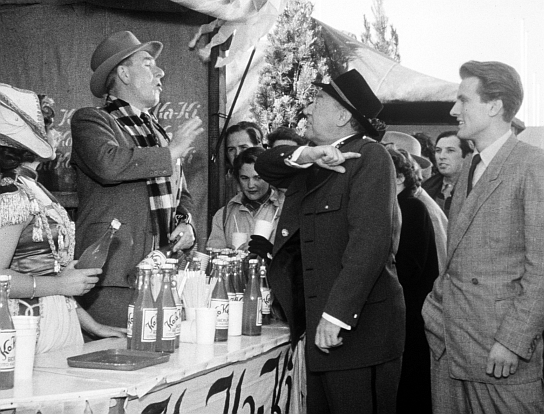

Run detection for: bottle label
[[211, 299, 229, 329], [235, 293, 244, 302], [261, 289, 271, 315], [227, 292, 236, 302], [0, 330, 15, 371], [175, 305, 182, 334], [161, 307, 178, 339], [127, 305, 134, 338], [141, 308, 157, 342], [257, 298, 263, 326]]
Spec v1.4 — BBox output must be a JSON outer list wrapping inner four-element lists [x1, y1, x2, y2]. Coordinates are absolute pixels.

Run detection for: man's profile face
[[435, 135, 464, 179], [123, 51, 164, 110], [303, 90, 341, 145], [450, 76, 492, 142]]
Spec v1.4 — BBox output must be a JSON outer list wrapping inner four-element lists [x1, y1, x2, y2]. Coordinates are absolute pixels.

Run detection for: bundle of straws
[[178, 269, 217, 308]]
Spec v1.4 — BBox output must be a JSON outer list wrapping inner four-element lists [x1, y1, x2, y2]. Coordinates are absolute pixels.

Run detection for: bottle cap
[[138, 261, 153, 270], [249, 259, 259, 264], [0, 275, 11, 282], [110, 218, 122, 230]]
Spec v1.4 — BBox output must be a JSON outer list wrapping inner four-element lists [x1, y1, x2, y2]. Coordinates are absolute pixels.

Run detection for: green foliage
[[361, 0, 400, 62], [251, 0, 332, 135]]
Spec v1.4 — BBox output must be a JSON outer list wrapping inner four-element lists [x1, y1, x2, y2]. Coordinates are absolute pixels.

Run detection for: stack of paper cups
[[11, 316, 39, 384], [228, 301, 243, 336]]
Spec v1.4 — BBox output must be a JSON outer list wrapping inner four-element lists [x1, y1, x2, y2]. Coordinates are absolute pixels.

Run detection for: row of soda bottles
[[127, 248, 272, 352]]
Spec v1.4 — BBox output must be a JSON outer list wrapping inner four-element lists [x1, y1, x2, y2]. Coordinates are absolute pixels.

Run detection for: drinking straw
[[233, 214, 240, 233]]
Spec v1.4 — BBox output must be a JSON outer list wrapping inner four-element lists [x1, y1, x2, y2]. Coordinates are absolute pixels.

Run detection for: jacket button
[[353, 314, 358, 319], [471, 278, 479, 285], [281, 229, 289, 237], [324, 205, 329, 209]]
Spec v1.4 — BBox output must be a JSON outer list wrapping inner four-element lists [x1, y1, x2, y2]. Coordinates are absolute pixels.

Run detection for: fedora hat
[[382, 131, 432, 169], [0, 83, 53, 160], [90, 31, 163, 98], [313, 69, 383, 138]]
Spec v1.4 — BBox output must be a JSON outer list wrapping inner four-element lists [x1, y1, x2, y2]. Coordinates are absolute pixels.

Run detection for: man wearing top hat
[[71, 31, 204, 329], [255, 69, 405, 413]]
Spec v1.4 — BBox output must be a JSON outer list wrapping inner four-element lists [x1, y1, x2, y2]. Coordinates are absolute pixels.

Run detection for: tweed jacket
[[71, 106, 192, 287], [422, 134, 544, 384], [255, 136, 405, 372]]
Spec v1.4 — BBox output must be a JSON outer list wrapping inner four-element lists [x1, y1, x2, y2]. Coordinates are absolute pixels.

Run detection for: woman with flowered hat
[[0, 84, 125, 352]]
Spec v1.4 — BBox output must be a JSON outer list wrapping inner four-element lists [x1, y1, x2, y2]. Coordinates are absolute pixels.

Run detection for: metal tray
[[67, 349, 170, 371]]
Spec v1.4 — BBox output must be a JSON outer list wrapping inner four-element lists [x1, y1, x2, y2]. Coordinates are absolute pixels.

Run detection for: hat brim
[[314, 82, 380, 138], [90, 41, 163, 98], [0, 103, 53, 160], [0, 130, 53, 160], [411, 154, 432, 169]]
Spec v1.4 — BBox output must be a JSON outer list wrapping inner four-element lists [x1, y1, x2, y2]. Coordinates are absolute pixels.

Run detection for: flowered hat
[[0, 83, 53, 160]]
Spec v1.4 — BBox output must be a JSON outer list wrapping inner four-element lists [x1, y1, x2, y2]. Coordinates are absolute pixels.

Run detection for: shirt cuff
[[284, 146, 312, 168], [323, 312, 351, 330]]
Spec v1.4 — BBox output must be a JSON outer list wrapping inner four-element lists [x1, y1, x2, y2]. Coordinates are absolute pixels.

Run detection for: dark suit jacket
[[255, 136, 405, 372], [71, 107, 192, 288]]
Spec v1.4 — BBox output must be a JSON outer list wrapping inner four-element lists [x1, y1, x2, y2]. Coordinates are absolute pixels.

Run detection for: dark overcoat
[[255, 135, 406, 372]]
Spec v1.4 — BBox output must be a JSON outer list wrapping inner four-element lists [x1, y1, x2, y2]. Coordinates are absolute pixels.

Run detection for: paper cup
[[253, 219, 274, 240], [195, 307, 217, 345], [231, 232, 249, 250], [228, 301, 243, 336], [12, 316, 39, 383], [178, 321, 196, 343], [185, 307, 196, 322], [193, 251, 210, 274]]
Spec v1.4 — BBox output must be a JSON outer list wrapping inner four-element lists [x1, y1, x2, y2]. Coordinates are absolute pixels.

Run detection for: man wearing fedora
[[71, 31, 204, 328], [255, 69, 405, 413]]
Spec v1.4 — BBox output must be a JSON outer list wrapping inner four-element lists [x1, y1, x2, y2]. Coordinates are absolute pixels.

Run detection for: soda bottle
[[206, 248, 221, 277], [76, 218, 121, 269], [233, 258, 245, 302], [127, 267, 144, 349], [167, 260, 182, 349], [131, 263, 156, 352], [210, 260, 229, 342], [155, 264, 178, 353], [224, 258, 236, 302], [0, 275, 15, 390], [242, 259, 262, 336], [259, 265, 271, 325]]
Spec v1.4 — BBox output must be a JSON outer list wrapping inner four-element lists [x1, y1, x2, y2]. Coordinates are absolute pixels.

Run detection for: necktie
[[140, 112, 161, 146], [466, 154, 481, 196]]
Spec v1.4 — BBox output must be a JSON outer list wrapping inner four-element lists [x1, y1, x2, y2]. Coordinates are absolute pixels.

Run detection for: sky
[[311, 0, 544, 126]]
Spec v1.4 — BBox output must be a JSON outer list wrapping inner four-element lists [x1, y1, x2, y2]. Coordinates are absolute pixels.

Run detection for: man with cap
[[71, 31, 204, 329], [382, 130, 448, 274], [255, 69, 405, 413]]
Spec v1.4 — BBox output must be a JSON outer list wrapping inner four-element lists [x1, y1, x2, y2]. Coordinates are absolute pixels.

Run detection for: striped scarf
[[104, 96, 178, 247]]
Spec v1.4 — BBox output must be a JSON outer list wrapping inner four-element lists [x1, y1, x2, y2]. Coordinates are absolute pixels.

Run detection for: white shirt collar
[[475, 130, 511, 168]]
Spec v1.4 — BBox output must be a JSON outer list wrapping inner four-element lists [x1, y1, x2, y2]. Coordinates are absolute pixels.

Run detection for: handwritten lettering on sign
[[136, 346, 299, 414]]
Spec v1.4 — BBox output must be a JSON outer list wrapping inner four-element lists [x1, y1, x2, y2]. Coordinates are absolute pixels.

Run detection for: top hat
[[382, 131, 432, 169], [0, 83, 53, 160], [90, 31, 163, 98], [313, 69, 383, 138]]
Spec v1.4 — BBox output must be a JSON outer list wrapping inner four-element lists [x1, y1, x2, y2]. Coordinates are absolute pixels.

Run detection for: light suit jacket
[[423, 134, 544, 384]]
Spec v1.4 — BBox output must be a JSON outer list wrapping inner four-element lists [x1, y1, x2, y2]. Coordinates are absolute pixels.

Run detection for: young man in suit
[[71, 31, 204, 328], [422, 61, 544, 413], [255, 69, 406, 413]]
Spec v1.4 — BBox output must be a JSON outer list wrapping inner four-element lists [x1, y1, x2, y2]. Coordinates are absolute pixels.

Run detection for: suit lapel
[[446, 134, 518, 264]]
